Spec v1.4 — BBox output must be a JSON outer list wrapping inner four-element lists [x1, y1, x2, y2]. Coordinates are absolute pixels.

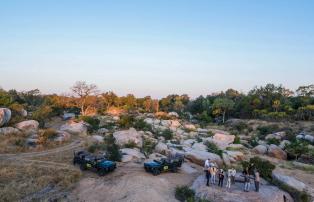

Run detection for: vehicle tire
[[172, 166, 178, 173], [144, 167, 149, 172], [73, 159, 77, 165], [80, 164, 87, 171], [98, 169, 106, 176], [152, 168, 160, 176]]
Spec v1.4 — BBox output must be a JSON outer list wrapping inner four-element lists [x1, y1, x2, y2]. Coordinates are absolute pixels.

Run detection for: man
[[254, 170, 260, 192], [244, 173, 251, 192], [218, 169, 224, 187], [226, 169, 232, 189], [231, 168, 236, 184], [204, 158, 211, 186]]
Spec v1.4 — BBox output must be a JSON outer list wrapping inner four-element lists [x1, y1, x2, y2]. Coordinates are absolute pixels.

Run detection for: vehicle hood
[[144, 161, 160, 167], [98, 160, 116, 168]]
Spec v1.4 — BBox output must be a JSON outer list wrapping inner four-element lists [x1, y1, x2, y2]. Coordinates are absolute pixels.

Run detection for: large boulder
[[191, 142, 207, 151], [268, 144, 287, 160], [120, 148, 145, 163], [184, 124, 196, 131], [305, 135, 314, 143], [15, 120, 39, 134], [54, 131, 71, 142], [170, 120, 181, 128], [91, 135, 104, 143], [60, 121, 88, 135], [185, 148, 223, 166], [224, 150, 245, 161], [212, 133, 235, 149], [97, 128, 109, 134], [253, 145, 268, 155], [154, 142, 169, 155], [191, 175, 293, 202], [279, 140, 291, 149], [0, 108, 11, 127], [160, 120, 171, 127], [272, 172, 306, 192], [0, 127, 21, 135], [113, 128, 143, 148], [265, 131, 286, 140]]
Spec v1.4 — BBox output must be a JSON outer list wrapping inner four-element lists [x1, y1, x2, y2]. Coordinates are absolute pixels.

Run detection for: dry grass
[[0, 161, 81, 201]]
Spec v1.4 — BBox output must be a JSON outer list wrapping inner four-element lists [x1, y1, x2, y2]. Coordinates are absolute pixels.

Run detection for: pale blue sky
[[0, 0, 313, 98]]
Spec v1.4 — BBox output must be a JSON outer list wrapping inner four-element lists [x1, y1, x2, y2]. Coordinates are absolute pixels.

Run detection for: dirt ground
[[68, 162, 201, 202]]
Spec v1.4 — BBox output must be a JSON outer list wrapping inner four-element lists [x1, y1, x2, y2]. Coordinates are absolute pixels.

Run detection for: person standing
[[244, 173, 251, 192], [210, 165, 217, 184], [226, 169, 232, 189], [231, 168, 236, 184], [218, 169, 225, 187], [204, 158, 211, 186], [254, 170, 260, 192]]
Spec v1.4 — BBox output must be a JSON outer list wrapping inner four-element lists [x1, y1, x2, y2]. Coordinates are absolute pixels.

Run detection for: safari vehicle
[[73, 150, 116, 176], [144, 157, 184, 176]]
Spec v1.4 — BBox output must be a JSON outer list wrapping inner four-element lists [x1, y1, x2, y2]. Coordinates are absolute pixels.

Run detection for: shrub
[[124, 140, 137, 148], [80, 116, 100, 131], [32, 105, 53, 128], [285, 140, 309, 160], [242, 157, 275, 181], [142, 138, 156, 156], [257, 124, 279, 139], [267, 138, 280, 145], [118, 114, 135, 128], [232, 121, 248, 132], [249, 135, 259, 147], [133, 118, 152, 131], [105, 135, 122, 161], [160, 129, 173, 140], [38, 128, 57, 144], [175, 186, 195, 202], [204, 141, 223, 157], [87, 143, 106, 153], [233, 135, 241, 144]]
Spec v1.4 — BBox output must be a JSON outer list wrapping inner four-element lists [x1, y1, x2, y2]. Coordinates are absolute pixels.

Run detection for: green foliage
[[0, 90, 12, 107], [175, 186, 195, 202], [105, 134, 122, 162], [32, 105, 53, 128], [124, 140, 137, 148], [142, 138, 156, 156], [233, 135, 241, 144], [133, 118, 152, 131], [285, 140, 309, 160], [242, 157, 275, 181], [80, 116, 100, 131], [118, 114, 135, 128], [267, 138, 280, 145], [232, 121, 248, 132], [204, 141, 223, 157], [159, 129, 173, 140], [212, 98, 235, 123], [87, 143, 106, 153], [256, 124, 279, 139], [249, 135, 259, 147]]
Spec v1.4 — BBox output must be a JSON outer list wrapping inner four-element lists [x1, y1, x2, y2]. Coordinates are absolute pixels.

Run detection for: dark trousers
[[231, 176, 235, 184], [218, 177, 224, 187], [255, 181, 259, 192], [206, 171, 211, 186]]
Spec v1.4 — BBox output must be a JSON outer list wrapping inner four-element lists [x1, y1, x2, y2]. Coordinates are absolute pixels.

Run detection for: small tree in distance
[[71, 81, 99, 116]]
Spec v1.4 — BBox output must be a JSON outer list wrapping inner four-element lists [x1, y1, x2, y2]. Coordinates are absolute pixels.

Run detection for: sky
[[0, 0, 313, 98]]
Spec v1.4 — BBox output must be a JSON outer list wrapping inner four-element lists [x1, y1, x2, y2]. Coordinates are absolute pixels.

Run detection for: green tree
[[212, 98, 235, 123]]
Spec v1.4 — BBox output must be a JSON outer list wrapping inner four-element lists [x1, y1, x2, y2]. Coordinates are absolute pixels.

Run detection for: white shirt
[[204, 159, 210, 168]]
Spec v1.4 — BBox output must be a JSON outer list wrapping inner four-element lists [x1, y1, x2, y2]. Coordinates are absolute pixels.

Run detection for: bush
[[285, 140, 309, 160], [124, 140, 137, 148], [80, 116, 100, 131], [105, 135, 122, 161], [232, 121, 248, 132], [38, 128, 57, 144], [142, 138, 156, 156], [87, 143, 106, 153], [175, 186, 195, 202], [257, 124, 280, 139], [249, 135, 259, 147], [241, 157, 275, 181], [159, 129, 173, 140], [204, 141, 223, 157], [233, 135, 241, 144], [133, 119, 152, 131], [267, 138, 280, 145], [118, 114, 135, 128]]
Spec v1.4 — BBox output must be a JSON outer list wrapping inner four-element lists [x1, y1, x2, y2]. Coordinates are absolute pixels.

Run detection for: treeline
[[0, 82, 313, 124]]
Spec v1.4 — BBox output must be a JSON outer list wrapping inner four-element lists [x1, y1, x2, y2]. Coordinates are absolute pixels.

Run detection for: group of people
[[204, 158, 260, 192]]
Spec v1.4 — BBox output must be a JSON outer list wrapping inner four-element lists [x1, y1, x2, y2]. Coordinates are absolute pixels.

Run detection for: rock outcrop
[[253, 145, 268, 155], [0, 108, 11, 127], [15, 120, 39, 134], [272, 172, 306, 192], [60, 121, 88, 135], [113, 128, 143, 148], [121, 148, 145, 163], [0, 127, 21, 135], [185, 149, 223, 166], [268, 144, 287, 160]]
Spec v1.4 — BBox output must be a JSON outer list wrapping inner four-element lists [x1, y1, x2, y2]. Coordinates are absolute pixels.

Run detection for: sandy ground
[[68, 162, 202, 202]]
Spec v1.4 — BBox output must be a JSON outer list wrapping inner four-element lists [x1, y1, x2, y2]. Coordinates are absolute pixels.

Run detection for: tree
[[272, 100, 281, 112], [212, 98, 235, 123], [71, 81, 99, 115]]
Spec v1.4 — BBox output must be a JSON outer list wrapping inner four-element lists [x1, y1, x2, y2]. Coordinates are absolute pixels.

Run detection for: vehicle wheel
[[73, 159, 76, 165], [152, 168, 160, 176], [80, 164, 86, 171], [98, 169, 106, 176], [144, 167, 149, 172], [172, 166, 178, 173]]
